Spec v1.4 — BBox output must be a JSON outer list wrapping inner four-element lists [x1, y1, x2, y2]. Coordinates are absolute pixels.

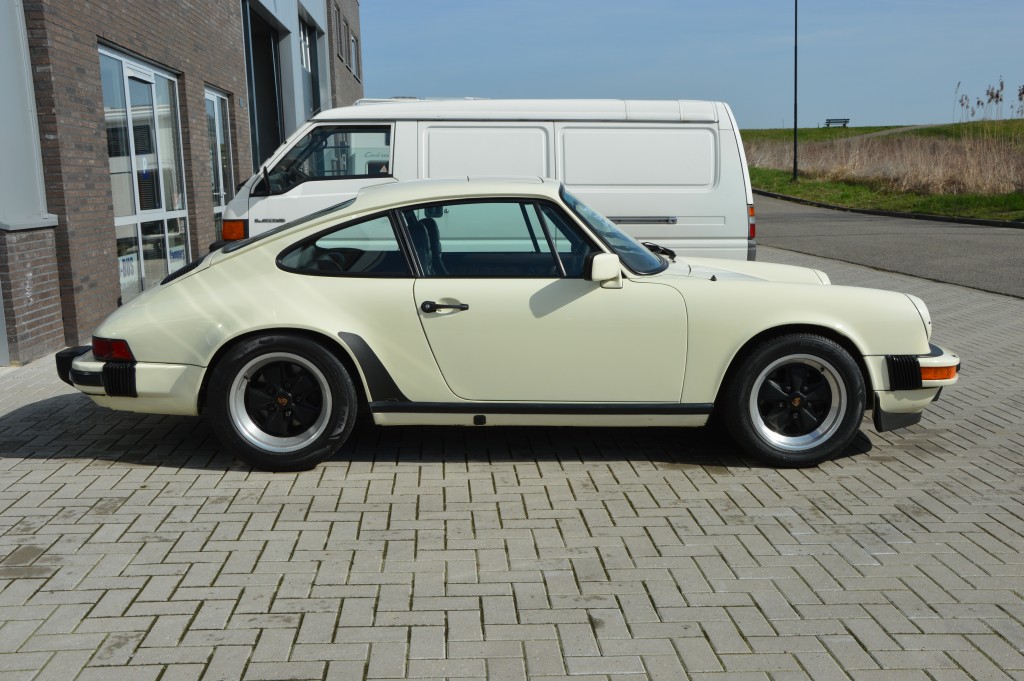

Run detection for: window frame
[[336, 9, 347, 61], [100, 46, 191, 303], [397, 198, 598, 279], [276, 210, 415, 278], [349, 33, 360, 80], [257, 123, 394, 196]]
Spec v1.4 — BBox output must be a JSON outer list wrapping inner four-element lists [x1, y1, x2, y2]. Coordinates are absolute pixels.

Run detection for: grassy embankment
[[743, 120, 1024, 222]]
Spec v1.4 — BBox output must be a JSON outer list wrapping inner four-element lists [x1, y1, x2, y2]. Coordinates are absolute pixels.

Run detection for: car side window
[[278, 214, 411, 277], [266, 125, 392, 194], [402, 200, 592, 278]]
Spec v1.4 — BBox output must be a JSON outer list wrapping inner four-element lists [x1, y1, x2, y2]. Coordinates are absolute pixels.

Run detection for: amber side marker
[[221, 219, 247, 241], [921, 366, 957, 381]]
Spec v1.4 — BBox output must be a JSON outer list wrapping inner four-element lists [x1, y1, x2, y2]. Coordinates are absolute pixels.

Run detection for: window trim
[[258, 123, 394, 196], [100, 46, 191, 302], [349, 33, 360, 79], [396, 198, 597, 280], [275, 210, 414, 278], [205, 88, 234, 215], [335, 7, 346, 61]]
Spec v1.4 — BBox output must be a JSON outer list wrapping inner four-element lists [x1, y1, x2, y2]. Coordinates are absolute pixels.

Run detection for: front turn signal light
[[221, 219, 248, 241], [921, 366, 957, 381]]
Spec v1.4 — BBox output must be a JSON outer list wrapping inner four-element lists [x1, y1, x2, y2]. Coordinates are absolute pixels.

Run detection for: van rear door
[[555, 122, 748, 260]]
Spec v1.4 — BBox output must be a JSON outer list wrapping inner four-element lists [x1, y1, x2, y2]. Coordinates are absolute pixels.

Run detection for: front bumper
[[57, 347, 204, 416], [871, 343, 959, 432]]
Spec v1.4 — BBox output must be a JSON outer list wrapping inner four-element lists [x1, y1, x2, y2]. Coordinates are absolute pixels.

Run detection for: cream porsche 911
[[58, 178, 959, 471]]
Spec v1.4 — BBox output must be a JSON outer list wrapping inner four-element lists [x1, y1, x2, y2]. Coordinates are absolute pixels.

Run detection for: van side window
[[278, 214, 411, 277], [267, 125, 392, 194]]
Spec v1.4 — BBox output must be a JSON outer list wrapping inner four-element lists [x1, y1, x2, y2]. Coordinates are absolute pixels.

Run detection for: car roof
[[349, 177, 562, 212]]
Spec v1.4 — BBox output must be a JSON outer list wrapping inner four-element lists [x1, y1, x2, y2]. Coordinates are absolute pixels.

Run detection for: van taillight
[[747, 205, 756, 239], [221, 219, 248, 241]]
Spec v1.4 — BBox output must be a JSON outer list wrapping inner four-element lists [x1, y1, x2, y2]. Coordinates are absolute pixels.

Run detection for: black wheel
[[207, 334, 357, 471], [722, 334, 865, 467]]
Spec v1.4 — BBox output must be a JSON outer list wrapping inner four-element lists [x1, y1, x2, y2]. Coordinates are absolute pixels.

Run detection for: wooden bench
[[824, 118, 850, 128]]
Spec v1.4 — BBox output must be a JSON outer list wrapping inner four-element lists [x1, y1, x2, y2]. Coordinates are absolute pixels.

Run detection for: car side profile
[[58, 178, 959, 471]]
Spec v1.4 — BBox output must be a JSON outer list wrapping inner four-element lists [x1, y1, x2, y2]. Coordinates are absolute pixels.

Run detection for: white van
[[222, 98, 756, 260]]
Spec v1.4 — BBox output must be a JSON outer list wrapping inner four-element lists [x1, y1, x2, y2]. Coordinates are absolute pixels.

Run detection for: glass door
[[206, 89, 234, 236], [100, 48, 190, 304]]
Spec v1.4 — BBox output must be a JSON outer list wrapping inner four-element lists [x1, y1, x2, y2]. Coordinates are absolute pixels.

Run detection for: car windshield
[[560, 189, 667, 275], [221, 198, 357, 253]]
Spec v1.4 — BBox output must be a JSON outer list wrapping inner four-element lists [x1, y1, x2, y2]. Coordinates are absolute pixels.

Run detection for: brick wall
[[0, 228, 64, 364], [21, 0, 253, 352], [328, 0, 365, 109]]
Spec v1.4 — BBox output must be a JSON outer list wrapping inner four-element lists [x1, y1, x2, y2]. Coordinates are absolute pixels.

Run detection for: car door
[[407, 199, 688, 403]]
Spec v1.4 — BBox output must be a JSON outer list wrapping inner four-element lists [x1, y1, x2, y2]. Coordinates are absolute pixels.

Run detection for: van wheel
[[207, 334, 357, 471], [722, 334, 865, 467]]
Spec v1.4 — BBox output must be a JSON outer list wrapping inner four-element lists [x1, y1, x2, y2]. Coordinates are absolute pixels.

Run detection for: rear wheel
[[207, 334, 357, 471], [722, 334, 865, 467]]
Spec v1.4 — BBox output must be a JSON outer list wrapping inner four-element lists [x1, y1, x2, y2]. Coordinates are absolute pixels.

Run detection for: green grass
[[750, 167, 1024, 222], [742, 126, 901, 143], [905, 119, 1024, 144]]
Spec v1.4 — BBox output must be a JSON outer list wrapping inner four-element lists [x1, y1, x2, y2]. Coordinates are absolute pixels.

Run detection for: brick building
[[0, 0, 363, 365]]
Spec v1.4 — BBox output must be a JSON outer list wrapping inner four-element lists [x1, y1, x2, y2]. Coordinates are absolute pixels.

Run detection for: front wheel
[[722, 334, 865, 467], [207, 334, 357, 471]]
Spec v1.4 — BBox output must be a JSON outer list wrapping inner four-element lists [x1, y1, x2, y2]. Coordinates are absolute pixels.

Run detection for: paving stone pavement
[[0, 246, 1021, 681]]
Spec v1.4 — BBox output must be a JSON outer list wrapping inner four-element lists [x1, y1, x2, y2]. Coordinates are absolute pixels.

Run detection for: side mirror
[[585, 253, 623, 289]]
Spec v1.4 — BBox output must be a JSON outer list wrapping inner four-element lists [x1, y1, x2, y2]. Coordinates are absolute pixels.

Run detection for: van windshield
[[560, 189, 667, 275], [221, 199, 357, 253]]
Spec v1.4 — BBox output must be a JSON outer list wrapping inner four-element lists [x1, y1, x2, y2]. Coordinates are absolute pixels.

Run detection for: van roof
[[350, 177, 560, 212], [313, 98, 720, 123]]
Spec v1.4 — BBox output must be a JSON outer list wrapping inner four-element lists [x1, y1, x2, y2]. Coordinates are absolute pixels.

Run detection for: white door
[[404, 198, 687, 403]]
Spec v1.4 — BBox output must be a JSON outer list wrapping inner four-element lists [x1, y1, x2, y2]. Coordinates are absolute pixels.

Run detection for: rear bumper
[[57, 347, 203, 416], [56, 346, 91, 386]]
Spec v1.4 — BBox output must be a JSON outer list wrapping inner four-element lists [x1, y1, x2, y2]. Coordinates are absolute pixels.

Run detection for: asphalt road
[[755, 195, 1024, 298]]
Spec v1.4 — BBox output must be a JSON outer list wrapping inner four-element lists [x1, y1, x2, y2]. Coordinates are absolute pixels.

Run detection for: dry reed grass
[[745, 132, 1024, 195]]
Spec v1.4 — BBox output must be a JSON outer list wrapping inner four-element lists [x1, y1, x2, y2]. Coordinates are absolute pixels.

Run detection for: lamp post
[[792, 0, 798, 180]]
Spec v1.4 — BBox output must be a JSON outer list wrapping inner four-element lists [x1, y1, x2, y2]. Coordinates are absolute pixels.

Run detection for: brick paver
[[0, 246, 1021, 680]]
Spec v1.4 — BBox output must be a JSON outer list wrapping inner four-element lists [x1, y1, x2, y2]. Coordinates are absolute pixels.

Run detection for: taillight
[[221, 219, 248, 241], [748, 205, 756, 239], [93, 337, 135, 361]]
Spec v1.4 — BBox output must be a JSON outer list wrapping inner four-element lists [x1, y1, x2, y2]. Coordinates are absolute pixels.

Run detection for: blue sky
[[360, 1, 1024, 130]]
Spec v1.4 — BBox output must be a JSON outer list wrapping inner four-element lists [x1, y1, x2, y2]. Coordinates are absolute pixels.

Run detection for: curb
[[753, 189, 1024, 230]]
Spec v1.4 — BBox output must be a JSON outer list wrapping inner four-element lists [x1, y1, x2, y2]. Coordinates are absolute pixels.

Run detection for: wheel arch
[[714, 324, 873, 410], [197, 328, 369, 415]]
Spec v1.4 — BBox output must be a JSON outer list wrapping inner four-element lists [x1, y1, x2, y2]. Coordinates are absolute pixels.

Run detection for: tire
[[722, 334, 865, 467], [207, 334, 357, 471]]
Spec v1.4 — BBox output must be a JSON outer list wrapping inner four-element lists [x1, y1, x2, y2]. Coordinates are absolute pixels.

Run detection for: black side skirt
[[370, 402, 714, 416]]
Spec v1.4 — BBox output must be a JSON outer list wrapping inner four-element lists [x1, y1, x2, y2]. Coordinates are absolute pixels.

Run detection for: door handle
[[421, 300, 469, 313]]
